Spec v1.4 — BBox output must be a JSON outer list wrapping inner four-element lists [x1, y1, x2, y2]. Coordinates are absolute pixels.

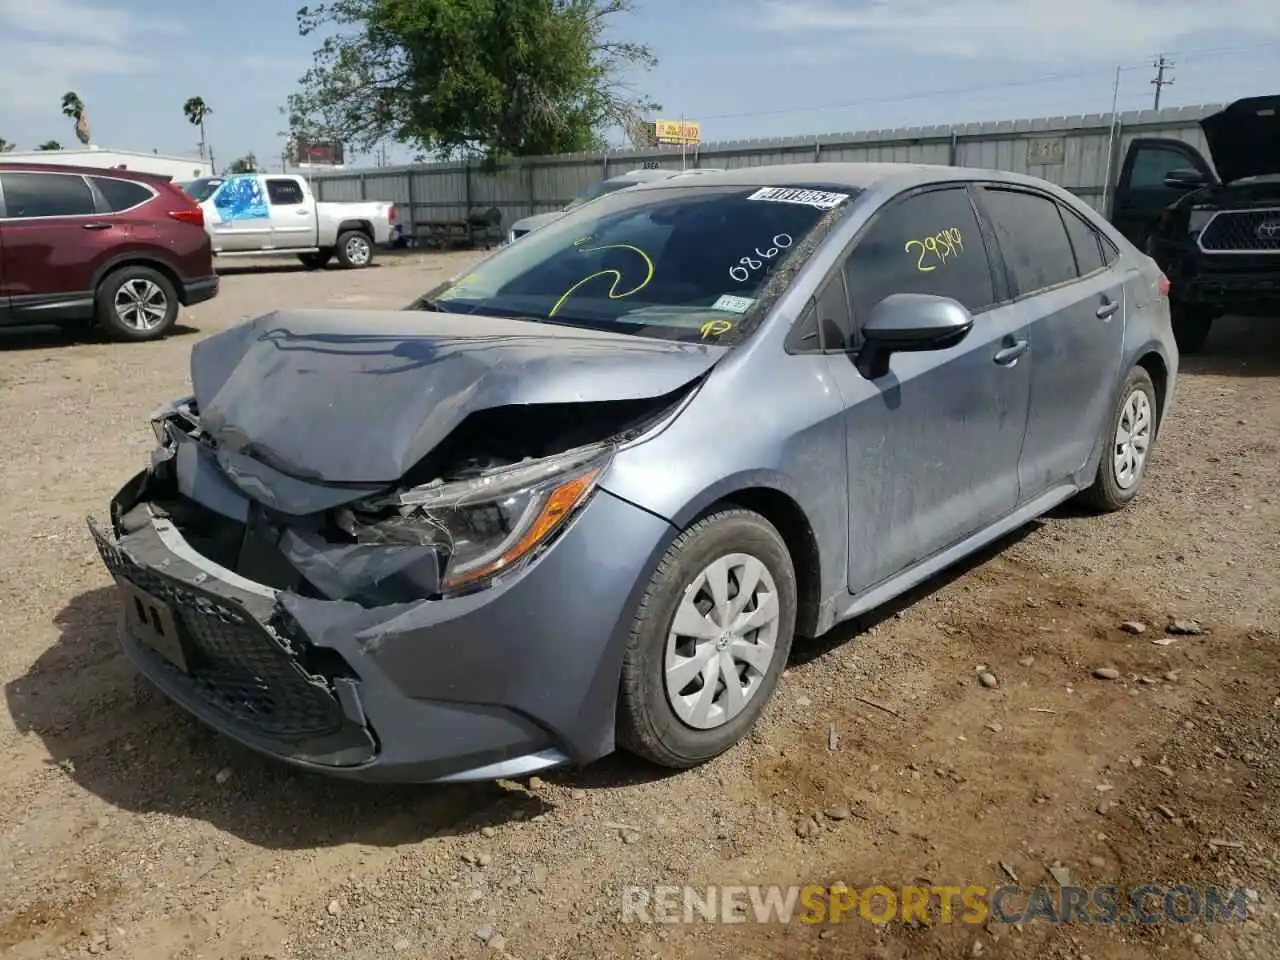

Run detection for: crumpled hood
[[1201, 95, 1280, 184], [191, 309, 727, 487]]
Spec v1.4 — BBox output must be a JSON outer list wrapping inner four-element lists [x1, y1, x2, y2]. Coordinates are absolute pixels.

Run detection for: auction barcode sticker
[[747, 187, 850, 210]]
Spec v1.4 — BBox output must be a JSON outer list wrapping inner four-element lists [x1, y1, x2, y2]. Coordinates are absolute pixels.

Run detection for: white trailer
[[0, 146, 211, 181]]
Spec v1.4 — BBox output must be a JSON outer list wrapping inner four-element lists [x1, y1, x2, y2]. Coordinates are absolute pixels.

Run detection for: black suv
[[1108, 94, 1279, 353]]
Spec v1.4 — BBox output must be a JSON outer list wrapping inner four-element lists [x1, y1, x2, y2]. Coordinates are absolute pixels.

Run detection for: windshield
[[416, 183, 857, 344], [564, 178, 642, 210], [182, 177, 224, 202]]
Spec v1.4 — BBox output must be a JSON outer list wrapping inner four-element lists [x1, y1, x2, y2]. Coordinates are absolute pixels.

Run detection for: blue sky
[[0, 0, 1277, 169]]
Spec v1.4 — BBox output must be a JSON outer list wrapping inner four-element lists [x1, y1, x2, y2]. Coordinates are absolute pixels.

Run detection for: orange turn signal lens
[[442, 466, 602, 589]]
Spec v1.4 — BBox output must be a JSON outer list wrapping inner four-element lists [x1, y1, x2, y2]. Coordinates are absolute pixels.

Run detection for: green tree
[[0, 138, 15, 153], [183, 96, 213, 159], [226, 153, 260, 174], [37, 140, 63, 151], [61, 91, 91, 144], [288, 0, 658, 166]]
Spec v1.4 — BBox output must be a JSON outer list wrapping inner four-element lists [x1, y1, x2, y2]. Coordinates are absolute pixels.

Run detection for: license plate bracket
[[115, 576, 188, 673]]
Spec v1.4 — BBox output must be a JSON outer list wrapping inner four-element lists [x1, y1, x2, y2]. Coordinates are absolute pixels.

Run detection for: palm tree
[[183, 96, 212, 160], [37, 140, 63, 151], [61, 92, 90, 145]]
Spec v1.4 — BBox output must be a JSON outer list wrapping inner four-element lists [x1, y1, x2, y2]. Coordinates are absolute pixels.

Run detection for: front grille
[[92, 525, 346, 742], [1198, 209, 1280, 254]]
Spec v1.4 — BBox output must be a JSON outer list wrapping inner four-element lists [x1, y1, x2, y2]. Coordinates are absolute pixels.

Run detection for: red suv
[[0, 162, 218, 341]]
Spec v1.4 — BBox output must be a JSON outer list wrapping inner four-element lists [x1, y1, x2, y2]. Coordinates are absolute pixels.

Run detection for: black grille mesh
[[92, 525, 346, 741], [1199, 210, 1280, 253]]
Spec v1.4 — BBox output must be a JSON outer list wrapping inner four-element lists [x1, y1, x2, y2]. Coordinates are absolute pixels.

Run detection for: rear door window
[[0, 172, 96, 218], [265, 178, 306, 205], [980, 188, 1079, 295], [844, 185, 997, 324], [90, 176, 154, 212]]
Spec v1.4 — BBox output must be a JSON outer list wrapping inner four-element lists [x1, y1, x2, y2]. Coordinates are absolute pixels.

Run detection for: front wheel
[[335, 230, 374, 268], [1078, 366, 1159, 513], [95, 266, 179, 342], [617, 509, 797, 768]]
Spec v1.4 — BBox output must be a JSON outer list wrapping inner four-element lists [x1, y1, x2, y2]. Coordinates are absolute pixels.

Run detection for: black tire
[[298, 250, 332, 270], [334, 230, 374, 268], [94, 266, 179, 342], [617, 508, 797, 768], [1078, 366, 1159, 513], [1171, 304, 1214, 354]]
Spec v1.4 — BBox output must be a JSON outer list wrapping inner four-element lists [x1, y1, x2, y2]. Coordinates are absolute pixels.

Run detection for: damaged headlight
[[340, 442, 614, 592]]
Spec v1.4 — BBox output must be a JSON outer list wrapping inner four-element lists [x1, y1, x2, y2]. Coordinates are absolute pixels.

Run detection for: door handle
[[1096, 299, 1120, 320], [296, 209, 310, 216], [993, 340, 1029, 365], [82, 222, 113, 230]]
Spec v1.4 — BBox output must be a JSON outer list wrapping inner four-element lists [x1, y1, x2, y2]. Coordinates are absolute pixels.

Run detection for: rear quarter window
[[91, 176, 155, 212], [1059, 204, 1106, 275]]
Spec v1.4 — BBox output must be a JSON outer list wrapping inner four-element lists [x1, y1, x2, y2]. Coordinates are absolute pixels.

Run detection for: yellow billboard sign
[[653, 119, 700, 145]]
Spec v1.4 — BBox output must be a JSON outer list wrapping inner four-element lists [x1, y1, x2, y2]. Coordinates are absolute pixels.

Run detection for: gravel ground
[[0, 252, 1277, 960]]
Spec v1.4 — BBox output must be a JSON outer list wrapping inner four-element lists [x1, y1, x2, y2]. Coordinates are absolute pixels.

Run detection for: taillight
[[169, 207, 204, 228], [388, 204, 397, 223], [1157, 272, 1170, 298]]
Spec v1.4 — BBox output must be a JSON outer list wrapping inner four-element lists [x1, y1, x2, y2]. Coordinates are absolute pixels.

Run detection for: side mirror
[[856, 293, 974, 380], [1162, 168, 1208, 190]]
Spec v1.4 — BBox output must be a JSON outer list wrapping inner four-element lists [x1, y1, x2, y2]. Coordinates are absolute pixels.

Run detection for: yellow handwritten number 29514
[[904, 227, 964, 273], [548, 239, 655, 317]]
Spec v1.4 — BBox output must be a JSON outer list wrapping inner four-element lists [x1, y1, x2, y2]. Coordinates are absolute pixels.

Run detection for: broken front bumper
[[88, 475, 676, 783]]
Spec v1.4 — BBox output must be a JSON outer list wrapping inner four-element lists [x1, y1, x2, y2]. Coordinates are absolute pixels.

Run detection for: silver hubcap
[[1113, 389, 1153, 490], [664, 553, 781, 730], [345, 236, 370, 265], [114, 279, 168, 331]]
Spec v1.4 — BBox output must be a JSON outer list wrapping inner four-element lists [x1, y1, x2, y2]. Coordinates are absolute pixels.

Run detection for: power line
[[690, 39, 1278, 124]]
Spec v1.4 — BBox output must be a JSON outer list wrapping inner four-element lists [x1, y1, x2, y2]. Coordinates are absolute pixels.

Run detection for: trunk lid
[[191, 309, 726, 488]]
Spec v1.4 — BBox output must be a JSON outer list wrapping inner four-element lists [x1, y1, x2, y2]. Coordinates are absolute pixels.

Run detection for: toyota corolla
[[90, 163, 1177, 782]]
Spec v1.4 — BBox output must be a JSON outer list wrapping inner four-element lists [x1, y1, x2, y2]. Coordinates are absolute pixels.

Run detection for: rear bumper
[[182, 275, 219, 306], [88, 472, 675, 783]]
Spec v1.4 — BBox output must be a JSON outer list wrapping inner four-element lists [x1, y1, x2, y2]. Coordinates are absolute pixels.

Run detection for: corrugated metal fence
[[308, 103, 1221, 235]]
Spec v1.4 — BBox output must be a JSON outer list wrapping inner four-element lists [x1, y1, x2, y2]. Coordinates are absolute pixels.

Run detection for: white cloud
[[0, 0, 185, 118], [0, 0, 184, 44], [755, 0, 1280, 60]]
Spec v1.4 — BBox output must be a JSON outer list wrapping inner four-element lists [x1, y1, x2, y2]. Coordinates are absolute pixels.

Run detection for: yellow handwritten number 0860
[[904, 227, 964, 273], [548, 239, 655, 317]]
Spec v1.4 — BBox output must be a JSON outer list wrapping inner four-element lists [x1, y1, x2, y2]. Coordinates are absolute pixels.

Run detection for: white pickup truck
[[178, 173, 398, 269]]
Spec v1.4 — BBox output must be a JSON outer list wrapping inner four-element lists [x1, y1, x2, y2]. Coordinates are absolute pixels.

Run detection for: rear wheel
[[1171, 303, 1214, 354], [617, 509, 797, 768], [298, 250, 332, 270], [95, 266, 179, 342], [335, 230, 374, 268], [1079, 366, 1158, 513]]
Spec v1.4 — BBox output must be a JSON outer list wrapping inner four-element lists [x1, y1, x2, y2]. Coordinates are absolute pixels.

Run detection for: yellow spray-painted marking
[[700, 318, 733, 338], [548, 239, 655, 318]]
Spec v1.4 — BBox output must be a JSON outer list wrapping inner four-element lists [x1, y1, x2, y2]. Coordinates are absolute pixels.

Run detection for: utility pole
[[1151, 54, 1174, 110]]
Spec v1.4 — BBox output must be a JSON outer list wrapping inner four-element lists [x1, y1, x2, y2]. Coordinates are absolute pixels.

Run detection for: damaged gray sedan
[[90, 163, 1177, 782]]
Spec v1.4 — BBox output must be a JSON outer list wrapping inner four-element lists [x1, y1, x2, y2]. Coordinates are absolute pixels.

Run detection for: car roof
[[621, 161, 1057, 194], [0, 161, 171, 183]]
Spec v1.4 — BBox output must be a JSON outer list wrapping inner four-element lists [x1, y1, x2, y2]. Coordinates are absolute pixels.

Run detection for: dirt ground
[[0, 252, 1277, 960]]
